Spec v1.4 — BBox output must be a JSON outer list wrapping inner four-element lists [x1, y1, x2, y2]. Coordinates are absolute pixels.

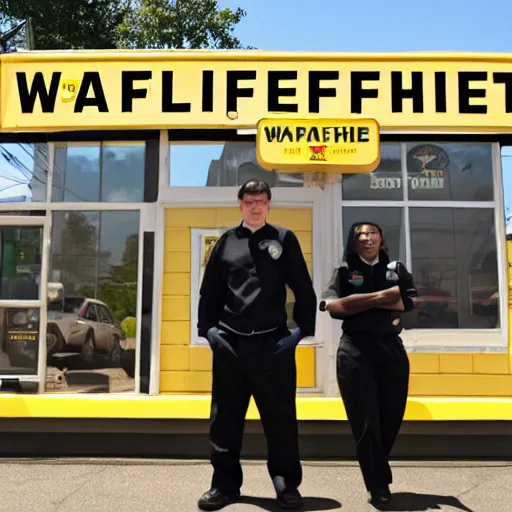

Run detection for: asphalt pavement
[[0, 458, 509, 511]]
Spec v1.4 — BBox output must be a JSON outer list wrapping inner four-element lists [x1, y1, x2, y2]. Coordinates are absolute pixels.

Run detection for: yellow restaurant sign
[[256, 118, 381, 173], [2, 51, 512, 132]]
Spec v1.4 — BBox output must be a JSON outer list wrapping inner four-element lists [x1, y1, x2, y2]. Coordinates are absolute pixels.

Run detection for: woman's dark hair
[[343, 221, 388, 261], [237, 179, 272, 200]]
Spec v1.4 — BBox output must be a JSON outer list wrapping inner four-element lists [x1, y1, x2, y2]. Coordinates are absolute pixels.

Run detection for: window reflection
[[409, 208, 499, 329], [170, 142, 303, 187], [342, 144, 402, 200], [406, 143, 494, 201], [0, 227, 42, 300], [0, 143, 48, 202], [0, 307, 40, 375], [52, 143, 145, 202], [48, 211, 139, 393]]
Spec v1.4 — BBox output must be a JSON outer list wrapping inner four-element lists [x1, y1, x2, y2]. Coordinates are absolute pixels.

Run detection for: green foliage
[[121, 316, 137, 338], [1, 0, 249, 51]]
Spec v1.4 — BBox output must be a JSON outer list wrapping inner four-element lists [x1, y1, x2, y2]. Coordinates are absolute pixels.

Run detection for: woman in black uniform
[[319, 222, 418, 506]]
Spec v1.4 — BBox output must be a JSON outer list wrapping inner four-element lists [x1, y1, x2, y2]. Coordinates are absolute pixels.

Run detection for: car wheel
[[81, 330, 95, 363], [46, 333, 59, 358], [110, 336, 122, 367]]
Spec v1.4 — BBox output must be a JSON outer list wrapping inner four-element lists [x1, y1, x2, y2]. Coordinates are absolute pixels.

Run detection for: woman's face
[[355, 224, 382, 261]]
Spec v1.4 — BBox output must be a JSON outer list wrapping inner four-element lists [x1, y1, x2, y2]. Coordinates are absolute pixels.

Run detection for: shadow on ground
[[372, 492, 474, 512], [237, 495, 342, 511]]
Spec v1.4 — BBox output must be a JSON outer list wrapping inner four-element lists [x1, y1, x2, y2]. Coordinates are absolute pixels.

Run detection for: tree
[[0, 0, 248, 51], [0, 0, 129, 50]]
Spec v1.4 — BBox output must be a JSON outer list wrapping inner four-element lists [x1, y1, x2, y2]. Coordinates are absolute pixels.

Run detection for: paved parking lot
[[0, 458, 509, 511]]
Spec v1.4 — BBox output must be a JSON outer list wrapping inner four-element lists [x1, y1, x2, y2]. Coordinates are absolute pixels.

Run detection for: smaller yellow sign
[[256, 118, 381, 174]]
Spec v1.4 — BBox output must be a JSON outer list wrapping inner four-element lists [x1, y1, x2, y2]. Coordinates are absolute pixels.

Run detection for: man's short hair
[[237, 179, 272, 201]]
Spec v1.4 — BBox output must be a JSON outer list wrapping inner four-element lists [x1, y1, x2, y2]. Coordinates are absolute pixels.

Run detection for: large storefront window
[[52, 143, 145, 202], [0, 143, 48, 202], [170, 141, 303, 187], [341, 141, 500, 332], [47, 210, 139, 393]]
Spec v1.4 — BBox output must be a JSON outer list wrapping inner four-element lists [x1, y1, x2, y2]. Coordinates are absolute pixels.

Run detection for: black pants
[[207, 326, 301, 493], [336, 332, 410, 491]]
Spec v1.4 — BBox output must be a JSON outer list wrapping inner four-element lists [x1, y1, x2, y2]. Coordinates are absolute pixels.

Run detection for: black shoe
[[368, 485, 391, 507], [197, 488, 240, 511], [277, 488, 304, 509]]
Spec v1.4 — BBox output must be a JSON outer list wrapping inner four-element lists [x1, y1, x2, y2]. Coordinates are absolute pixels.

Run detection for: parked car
[[47, 296, 125, 365]]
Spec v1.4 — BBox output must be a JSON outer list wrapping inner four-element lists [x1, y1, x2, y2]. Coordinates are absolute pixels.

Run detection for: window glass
[[48, 210, 139, 393], [342, 207, 406, 262], [0, 143, 48, 202], [406, 142, 494, 201], [0, 226, 42, 300], [170, 142, 303, 187], [0, 307, 40, 376], [52, 143, 145, 202], [409, 208, 499, 329], [342, 144, 402, 201]]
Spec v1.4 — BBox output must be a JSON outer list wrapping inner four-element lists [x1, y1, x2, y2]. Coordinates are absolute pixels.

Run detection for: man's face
[[239, 193, 270, 227]]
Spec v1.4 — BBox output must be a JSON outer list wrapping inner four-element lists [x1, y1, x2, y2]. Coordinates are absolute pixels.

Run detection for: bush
[[121, 316, 137, 338]]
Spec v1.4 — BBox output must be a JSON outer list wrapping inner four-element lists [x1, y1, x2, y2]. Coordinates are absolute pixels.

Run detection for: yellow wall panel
[[163, 272, 190, 296], [160, 206, 315, 394], [409, 374, 512, 396], [161, 321, 190, 345], [296, 347, 316, 388], [162, 297, 190, 321], [164, 251, 191, 273], [160, 371, 189, 392], [472, 354, 509, 375], [439, 354, 473, 374], [160, 346, 190, 371], [190, 346, 213, 371], [215, 208, 242, 227], [164, 229, 190, 252], [267, 209, 313, 231], [187, 371, 213, 392], [408, 353, 440, 374], [166, 208, 217, 227], [295, 231, 312, 255]]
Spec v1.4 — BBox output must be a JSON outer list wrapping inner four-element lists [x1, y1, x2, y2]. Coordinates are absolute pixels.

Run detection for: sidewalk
[[0, 459, 509, 511]]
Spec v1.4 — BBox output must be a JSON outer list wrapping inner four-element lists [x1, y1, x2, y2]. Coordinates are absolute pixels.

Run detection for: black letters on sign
[[494, 72, 512, 113], [74, 72, 109, 113], [268, 71, 298, 112], [309, 71, 338, 113], [162, 71, 191, 112], [226, 70, 256, 113], [435, 72, 447, 113], [459, 72, 487, 114], [391, 71, 424, 113], [351, 72, 379, 114], [202, 70, 214, 112], [16, 71, 61, 113], [122, 71, 152, 113]]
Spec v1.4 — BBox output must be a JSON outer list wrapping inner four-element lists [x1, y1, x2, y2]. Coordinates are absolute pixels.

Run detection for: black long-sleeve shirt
[[198, 222, 317, 338], [323, 250, 418, 335]]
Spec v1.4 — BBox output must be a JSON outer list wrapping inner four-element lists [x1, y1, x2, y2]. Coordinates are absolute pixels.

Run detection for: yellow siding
[[160, 207, 316, 394]]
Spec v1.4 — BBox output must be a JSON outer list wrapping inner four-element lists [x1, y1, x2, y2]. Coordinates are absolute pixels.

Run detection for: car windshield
[[48, 297, 84, 314]]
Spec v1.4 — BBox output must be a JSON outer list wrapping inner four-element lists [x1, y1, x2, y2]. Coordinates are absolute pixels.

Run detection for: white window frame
[[0, 214, 50, 389], [339, 141, 508, 353]]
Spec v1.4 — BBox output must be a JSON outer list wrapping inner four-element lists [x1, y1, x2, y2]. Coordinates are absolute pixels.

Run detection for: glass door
[[0, 215, 49, 390]]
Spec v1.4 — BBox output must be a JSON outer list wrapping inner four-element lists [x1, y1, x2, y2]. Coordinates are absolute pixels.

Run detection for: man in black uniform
[[197, 179, 317, 511], [319, 222, 417, 506]]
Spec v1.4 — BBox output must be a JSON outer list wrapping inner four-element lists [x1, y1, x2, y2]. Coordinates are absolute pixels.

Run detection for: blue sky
[[4, 0, 512, 213]]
